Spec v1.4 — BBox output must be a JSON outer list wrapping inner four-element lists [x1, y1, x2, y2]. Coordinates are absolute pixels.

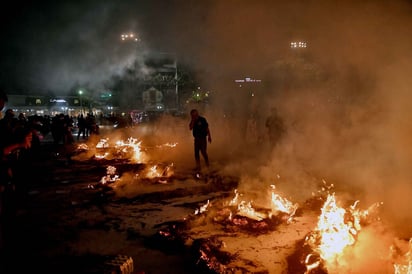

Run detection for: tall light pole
[[78, 90, 83, 115]]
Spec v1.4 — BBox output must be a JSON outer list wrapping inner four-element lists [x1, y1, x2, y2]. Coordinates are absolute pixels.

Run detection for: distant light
[[50, 99, 67, 103], [290, 41, 307, 48], [235, 77, 261, 83], [121, 32, 140, 42]]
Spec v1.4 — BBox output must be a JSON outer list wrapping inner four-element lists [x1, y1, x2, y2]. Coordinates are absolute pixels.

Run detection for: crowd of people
[[0, 90, 102, 272], [0, 91, 34, 271]]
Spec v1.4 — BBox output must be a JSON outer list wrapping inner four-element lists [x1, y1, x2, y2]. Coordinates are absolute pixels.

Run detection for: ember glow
[[100, 165, 120, 184], [145, 163, 174, 179], [155, 142, 178, 148]]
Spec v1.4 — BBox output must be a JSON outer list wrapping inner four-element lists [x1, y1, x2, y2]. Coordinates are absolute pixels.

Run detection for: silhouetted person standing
[[189, 109, 211, 172], [265, 107, 285, 147], [0, 90, 33, 273]]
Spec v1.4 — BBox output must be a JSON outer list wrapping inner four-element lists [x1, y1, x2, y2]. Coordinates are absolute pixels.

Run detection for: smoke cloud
[[2, 0, 412, 237]]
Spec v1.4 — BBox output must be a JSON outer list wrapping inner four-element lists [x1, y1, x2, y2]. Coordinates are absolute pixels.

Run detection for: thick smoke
[[2, 0, 412, 237], [177, 0, 412, 237]]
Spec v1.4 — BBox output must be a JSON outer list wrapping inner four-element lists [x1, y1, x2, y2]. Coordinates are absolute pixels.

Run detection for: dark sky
[[0, 0, 197, 93], [1, 0, 412, 94]]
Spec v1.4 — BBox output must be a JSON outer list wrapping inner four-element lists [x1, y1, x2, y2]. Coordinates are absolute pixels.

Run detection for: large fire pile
[[286, 186, 412, 274], [150, 180, 411, 273]]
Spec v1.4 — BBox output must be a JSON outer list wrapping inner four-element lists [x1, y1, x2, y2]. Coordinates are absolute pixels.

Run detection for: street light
[[121, 32, 140, 42], [78, 90, 83, 115]]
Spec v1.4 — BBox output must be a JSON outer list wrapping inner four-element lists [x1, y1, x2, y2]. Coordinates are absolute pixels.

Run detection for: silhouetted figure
[[245, 112, 259, 144], [189, 109, 212, 172], [0, 90, 33, 273], [77, 114, 86, 140], [265, 107, 285, 147], [51, 114, 65, 145]]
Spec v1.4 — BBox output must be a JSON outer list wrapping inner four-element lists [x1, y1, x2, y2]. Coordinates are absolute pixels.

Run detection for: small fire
[[95, 152, 109, 159], [100, 165, 119, 184], [228, 189, 241, 206], [114, 137, 143, 162], [77, 143, 89, 151], [269, 185, 298, 222], [195, 200, 211, 215], [145, 163, 174, 180], [226, 186, 298, 222], [156, 142, 178, 148], [96, 138, 110, 148], [237, 200, 267, 221], [146, 165, 162, 178]]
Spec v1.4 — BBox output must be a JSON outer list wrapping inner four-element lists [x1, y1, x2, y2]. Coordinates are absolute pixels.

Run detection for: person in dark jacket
[[189, 109, 212, 172]]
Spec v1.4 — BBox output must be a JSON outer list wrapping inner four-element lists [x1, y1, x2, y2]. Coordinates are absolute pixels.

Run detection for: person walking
[[189, 109, 212, 172]]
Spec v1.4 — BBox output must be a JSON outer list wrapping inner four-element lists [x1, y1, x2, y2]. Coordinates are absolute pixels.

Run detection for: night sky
[[1, 0, 412, 95], [0, 0, 204, 93]]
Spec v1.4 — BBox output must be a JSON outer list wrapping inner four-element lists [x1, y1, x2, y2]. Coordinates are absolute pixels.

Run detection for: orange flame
[[195, 200, 211, 215], [114, 137, 143, 162], [269, 185, 298, 222], [305, 193, 384, 272], [226, 186, 298, 222], [393, 238, 412, 274], [315, 194, 358, 263], [100, 165, 119, 184]]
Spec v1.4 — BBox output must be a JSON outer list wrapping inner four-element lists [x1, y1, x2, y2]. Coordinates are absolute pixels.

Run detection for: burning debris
[[190, 237, 237, 274], [392, 238, 412, 274], [76, 137, 179, 164], [283, 187, 412, 274], [302, 193, 385, 273], [74, 135, 177, 189], [148, 183, 301, 273], [68, 136, 412, 273], [100, 165, 120, 185], [142, 163, 174, 183]]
